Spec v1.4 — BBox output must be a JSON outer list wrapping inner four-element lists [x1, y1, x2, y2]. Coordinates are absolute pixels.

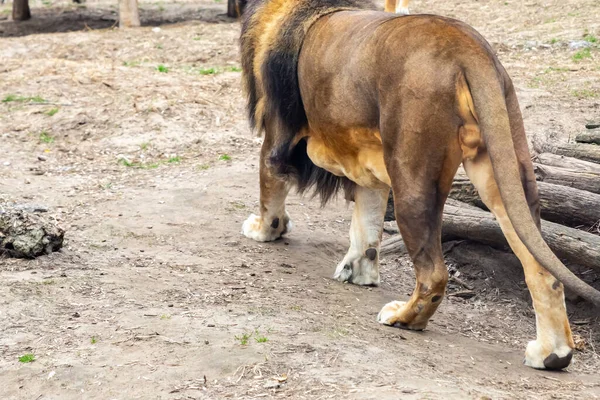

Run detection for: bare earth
[[1, 0, 599, 398]]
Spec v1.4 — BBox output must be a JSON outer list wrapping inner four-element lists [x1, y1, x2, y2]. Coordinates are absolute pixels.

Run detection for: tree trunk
[[380, 203, 600, 272], [548, 143, 600, 163], [535, 153, 600, 173], [534, 163, 600, 194], [449, 170, 600, 229], [575, 130, 600, 145], [119, 0, 140, 28], [12, 0, 31, 21]]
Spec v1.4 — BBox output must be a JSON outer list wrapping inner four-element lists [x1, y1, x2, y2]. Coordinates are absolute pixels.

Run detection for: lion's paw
[[524, 340, 573, 370], [333, 248, 380, 286], [377, 300, 407, 325], [241, 213, 292, 242], [377, 300, 428, 331]]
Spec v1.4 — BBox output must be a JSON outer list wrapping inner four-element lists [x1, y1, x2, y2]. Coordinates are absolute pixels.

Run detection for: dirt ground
[[1, 0, 599, 398]]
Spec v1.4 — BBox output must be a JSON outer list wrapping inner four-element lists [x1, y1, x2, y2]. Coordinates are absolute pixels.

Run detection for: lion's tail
[[464, 64, 600, 306]]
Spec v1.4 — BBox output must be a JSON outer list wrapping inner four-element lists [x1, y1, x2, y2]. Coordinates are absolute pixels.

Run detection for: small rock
[[207, 323, 215, 327], [524, 40, 538, 48], [586, 122, 600, 129], [38, 155, 47, 161], [72, 312, 81, 318], [569, 40, 591, 50], [152, 27, 161, 33], [204, 340, 209, 345], [263, 380, 281, 389], [3, 161, 10, 166]]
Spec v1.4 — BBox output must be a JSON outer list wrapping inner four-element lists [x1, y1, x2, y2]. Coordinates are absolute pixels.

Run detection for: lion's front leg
[[333, 186, 388, 286], [242, 139, 292, 242]]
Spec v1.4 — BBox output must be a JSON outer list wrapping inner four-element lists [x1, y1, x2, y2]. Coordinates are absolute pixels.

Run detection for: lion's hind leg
[[463, 152, 574, 370], [377, 120, 462, 330], [333, 186, 389, 286]]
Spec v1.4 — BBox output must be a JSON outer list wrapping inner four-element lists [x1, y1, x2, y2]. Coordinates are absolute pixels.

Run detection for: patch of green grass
[[140, 142, 150, 150], [290, 305, 302, 311], [199, 67, 218, 75], [198, 164, 210, 170], [156, 64, 169, 73], [42, 0, 52, 6], [123, 61, 141, 67], [118, 158, 159, 169], [572, 48, 592, 62], [91, 337, 97, 344], [254, 329, 268, 343], [235, 332, 251, 346], [39, 131, 54, 144], [167, 156, 181, 163], [19, 354, 35, 363], [226, 66, 242, 72], [550, 38, 559, 44], [42, 279, 55, 285], [219, 154, 231, 161], [2, 94, 46, 103], [156, 43, 164, 49], [584, 34, 598, 44], [544, 17, 557, 24], [160, 314, 171, 320], [543, 66, 570, 73], [228, 201, 246, 210], [45, 107, 59, 116], [571, 89, 598, 98], [193, 36, 202, 41]]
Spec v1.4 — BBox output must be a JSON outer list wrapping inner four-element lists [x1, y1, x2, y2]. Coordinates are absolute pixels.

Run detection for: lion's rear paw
[[241, 213, 292, 242], [377, 300, 427, 331], [524, 340, 573, 370]]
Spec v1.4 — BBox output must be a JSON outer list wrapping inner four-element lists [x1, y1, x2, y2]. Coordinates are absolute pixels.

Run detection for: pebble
[[569, 40, 591, 50], [38, 155, 47, 161]]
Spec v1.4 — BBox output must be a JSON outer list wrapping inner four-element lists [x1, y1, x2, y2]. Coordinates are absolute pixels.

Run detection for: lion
[[238, 0, 600, 370], [385, 0, 410, 14]]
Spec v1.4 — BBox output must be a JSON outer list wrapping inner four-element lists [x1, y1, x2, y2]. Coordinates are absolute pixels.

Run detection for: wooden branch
[[534, 163, 600, 194], [575, 130, 600, 145], [380, 203, 600, 272], [450, 170, 600, 229], [535, 153, 600, 173], [548, 143, 600, 164]]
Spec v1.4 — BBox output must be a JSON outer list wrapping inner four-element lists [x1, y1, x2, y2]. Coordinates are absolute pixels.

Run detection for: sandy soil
[[1, 0, 599, 398]]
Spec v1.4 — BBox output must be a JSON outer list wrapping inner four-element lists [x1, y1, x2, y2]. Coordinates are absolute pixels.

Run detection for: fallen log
[[576, 130, 600, 145], [548, 143, 600, 164], [450, 171, 600, 229], [380, 203, 600, 272], [534, 163, 600, 194], [535, 153, 600, 173]]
